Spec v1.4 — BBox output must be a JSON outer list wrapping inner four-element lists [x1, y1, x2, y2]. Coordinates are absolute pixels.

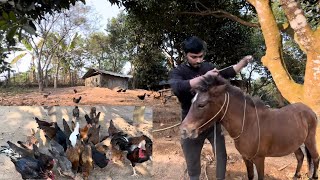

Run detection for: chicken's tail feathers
[[0, 145, 21, 159]]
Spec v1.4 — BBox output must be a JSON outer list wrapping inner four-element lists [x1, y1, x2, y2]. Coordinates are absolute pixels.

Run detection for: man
[[169, 36, 252, 180]]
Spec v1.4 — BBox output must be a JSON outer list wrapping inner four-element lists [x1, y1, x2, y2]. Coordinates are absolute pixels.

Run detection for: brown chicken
[[80, 144, 93, 180], [40, 125, 57, 139], [92, 112, 101, 125], [17, 128, 38, 150], [108, 119, 120, 137], [88, 125, 100, 145], [66, 139, 82, 172], [80, 124, 92, 141], [34, 117, 54, 128]]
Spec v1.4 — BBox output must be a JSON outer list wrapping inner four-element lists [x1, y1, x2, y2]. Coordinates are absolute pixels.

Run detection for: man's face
[[186, 51, 205, 68]]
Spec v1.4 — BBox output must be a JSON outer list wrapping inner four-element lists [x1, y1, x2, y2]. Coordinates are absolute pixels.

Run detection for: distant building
[[82, 68, 132, 89]]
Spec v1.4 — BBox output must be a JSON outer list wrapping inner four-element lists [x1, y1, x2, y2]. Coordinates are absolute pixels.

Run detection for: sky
[[1, 0, 123, 80]]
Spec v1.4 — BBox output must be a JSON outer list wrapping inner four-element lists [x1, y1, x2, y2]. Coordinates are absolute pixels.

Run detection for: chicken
[[80, 144, 93, 180], [137, 93, 146, 100], [34, 117, 54, 128], [89, 107, 97, 119], [73, 96, 82, 104], [7, 141, 34, 158], [66, 139, 82, 173], [39, 125, 57, 139], [116, 88, 123, 92], [49, 149, 74, 178], [43, 92, 51, 98], [11, 156, 55, 180], [94, 143, 109, 154], [72, 106, 80, 120], [126, 140, 152, 176], [108, 119, 120, 137], [90, 143, 110, 168], [63, 118, 72, 138], [122, 88, 127, 92], [80, 124, 92, 141], [92, 112, 101, 125], [88, 125, 100, 145], [17, 128, 38, 150], [69, 122, 80, 147], [128, 135, 153, 150], [53, 122, 68, 151], [84, 114, 93, 125], [73, 89, 77, 94], [11, 144, 55, 179], [48, 138, 65, 156], [110, 132, 130, 151]]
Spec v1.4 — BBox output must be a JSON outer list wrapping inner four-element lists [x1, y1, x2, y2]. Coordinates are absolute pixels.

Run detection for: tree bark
[[247, 0, 320, 116]]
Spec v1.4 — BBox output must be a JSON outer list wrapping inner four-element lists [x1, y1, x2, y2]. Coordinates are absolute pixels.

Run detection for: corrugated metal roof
[[82, 68, 133, 79]]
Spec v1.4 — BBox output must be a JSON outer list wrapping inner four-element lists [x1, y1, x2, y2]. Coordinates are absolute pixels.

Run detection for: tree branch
[[178, 10, 260, 28]]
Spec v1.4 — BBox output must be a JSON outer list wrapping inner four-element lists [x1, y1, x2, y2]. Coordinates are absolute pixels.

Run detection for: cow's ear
[[209, 84, 227, 96]]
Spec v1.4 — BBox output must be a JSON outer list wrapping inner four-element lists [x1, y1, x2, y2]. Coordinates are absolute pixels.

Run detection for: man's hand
[[240, 55, 253, 67], [204, 68, 219, 77]]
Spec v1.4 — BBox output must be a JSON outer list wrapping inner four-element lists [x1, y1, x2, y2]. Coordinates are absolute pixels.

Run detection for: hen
[[73, 96, 82, 104], [80, 144, 93, 180], [72, 106, 80, 120], [89, 107, 97, 119], [11, 156, 55, 180], [66, 139, 82, 173], [137, 93, 146, 100], [34, 117, 54, 128], [90, 143, 110, 168]]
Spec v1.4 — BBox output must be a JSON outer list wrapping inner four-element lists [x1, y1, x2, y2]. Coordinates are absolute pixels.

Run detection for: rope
[[152, 122, 181, 132], [249, 101, 261, 160], [198, 93, 229, 130], [231, 97, 247, 140]]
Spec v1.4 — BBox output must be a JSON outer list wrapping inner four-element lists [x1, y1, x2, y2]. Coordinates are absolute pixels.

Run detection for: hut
[[82, 68, 132, 89]]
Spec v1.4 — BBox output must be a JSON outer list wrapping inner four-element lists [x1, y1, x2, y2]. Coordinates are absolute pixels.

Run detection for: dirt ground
[[0, 85, 319, 180]]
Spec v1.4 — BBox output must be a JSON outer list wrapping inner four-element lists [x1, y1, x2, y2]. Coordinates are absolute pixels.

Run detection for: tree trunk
[[247, 0, 320, 116], [37, 60, 44, 92], [54, 63, 60, 88]]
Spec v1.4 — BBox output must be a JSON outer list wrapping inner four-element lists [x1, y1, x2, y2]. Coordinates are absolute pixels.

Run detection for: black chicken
[[73, 89, 77, 94], [110, 132, 131, 151], [72, 106, 80, 119], [7, 141, 34, 158], [63, 118, 72, 138], [90, 143, 110, 168], [137, 93, 146, 100], [73, 96, 82, 104], [53, 123, 68, 151], [11, 156, 55, 180], [121, 88, 127, 92], [85, 114, 93, 125], [116, 88, 123, 92]]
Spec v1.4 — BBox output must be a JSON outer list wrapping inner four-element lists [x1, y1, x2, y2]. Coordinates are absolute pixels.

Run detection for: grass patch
[[0, 86, 35, 96]]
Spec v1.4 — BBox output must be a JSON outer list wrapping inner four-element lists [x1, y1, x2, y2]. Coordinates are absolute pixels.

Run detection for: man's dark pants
[[181, 123, 227, 180]]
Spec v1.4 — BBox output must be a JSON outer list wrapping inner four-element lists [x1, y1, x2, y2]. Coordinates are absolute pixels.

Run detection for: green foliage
[[133, 46, 168, 89], [0, 0, 86, 73]]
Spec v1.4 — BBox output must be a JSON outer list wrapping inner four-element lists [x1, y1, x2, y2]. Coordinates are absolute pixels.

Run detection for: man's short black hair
[[182, 36, 207, 54]]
